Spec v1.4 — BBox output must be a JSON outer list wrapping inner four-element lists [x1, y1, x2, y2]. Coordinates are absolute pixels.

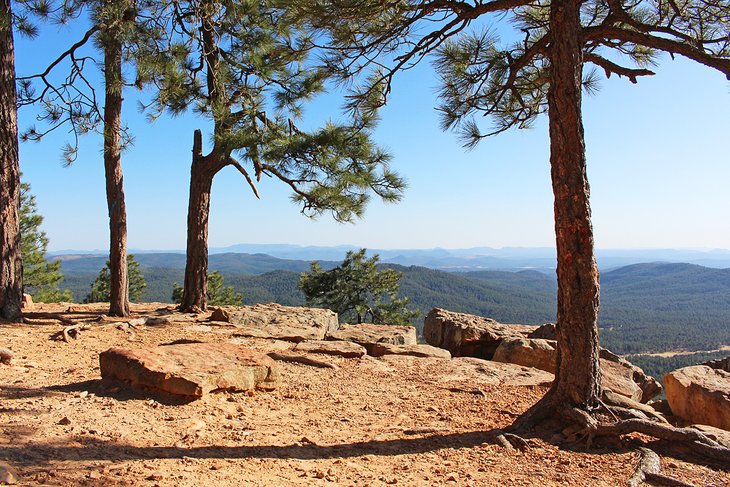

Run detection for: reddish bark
[[0, 0, 23, 321], [103, 24, 129, 317]]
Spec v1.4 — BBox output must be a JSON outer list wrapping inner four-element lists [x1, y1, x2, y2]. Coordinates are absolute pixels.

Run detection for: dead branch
[[53, 323, 93, 343], [267, 352, 339, 370], [494, 429, 530, 451], [629, 447, 661, 487]]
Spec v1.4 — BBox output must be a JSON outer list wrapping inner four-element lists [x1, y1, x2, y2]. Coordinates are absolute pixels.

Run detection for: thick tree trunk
[[547, 0, 602, 408], [181, 130, 215, 312], [0, 0, 23, 321], [103, 29, 129, 317]]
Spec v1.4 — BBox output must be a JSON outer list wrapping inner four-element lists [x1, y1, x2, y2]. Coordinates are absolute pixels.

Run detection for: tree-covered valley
[[55, 253, 730, 357]]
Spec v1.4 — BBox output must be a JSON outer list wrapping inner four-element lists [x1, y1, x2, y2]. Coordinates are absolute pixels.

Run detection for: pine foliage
[[19, 181, 72, 303], [85, 254, 146, 303], [299, 249, 418, 326], [172, 271, 243, 306]]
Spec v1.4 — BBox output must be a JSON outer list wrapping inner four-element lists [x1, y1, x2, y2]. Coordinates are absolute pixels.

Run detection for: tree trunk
[[103, 26, 129, 317], [181, 130, 215, 312], [547, 0, 602, 408], [0, 0, 23, 321]]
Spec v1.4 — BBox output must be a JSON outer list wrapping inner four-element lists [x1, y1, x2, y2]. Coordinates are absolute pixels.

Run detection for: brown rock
[[294, 340, 367, 358], [491, 337, 661, 403], [327, 323, 417, 354], [21, 293, 32, 309], [703, 356, 730, 373], [432, 357, 554, 388], [664, 365, 730, 431], [209, 304, 338, 342], [99, 343, 278, 397], [527, 323, 557, 340], [0, 347, 12, 365], [0, 461, 18, 485], [423, 308, 523, 359], [493, 337, 557, 373], [370, 343, 451, 359]]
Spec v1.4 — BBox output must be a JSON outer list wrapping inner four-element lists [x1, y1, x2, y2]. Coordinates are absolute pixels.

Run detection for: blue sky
[[15, 16, 730, 252]]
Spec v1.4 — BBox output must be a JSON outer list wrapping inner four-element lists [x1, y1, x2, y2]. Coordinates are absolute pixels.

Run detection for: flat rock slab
[[209, 304, 339, 342], [99, 343, 278, 397], [665, 365, 730, 431], [370, 343, 451, 359], [294, 340, 367, 358], [378, 356, 553, 388], [327, 324, 417, 354]]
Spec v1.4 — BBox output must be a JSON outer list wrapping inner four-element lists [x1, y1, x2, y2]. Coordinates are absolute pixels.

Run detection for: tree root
[[629, 448, 697, 487], [267, 352, 339, 370], [590, 418, 730, 467], [52, 323, 93, 342], [494, 429, 530, 452]]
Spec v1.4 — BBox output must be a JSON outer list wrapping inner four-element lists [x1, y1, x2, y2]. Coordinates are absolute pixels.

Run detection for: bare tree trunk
[[181, 130, 214, 312], [547, 0, 602, 408], [513, 0, 601, 430], [103, 27, 129, 317], [0, 0, 23, 321]]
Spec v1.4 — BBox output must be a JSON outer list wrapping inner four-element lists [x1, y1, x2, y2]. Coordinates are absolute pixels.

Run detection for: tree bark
[[0, 0, 23, 321], [180, 130, 215, 312], [103, 24, 129, 317], [547, 0, 602, 408]]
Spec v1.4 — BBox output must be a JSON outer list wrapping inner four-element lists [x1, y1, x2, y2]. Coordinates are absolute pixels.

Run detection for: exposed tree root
[[494, 429, 531, 452], [267, 352, 339, 370], [628, 447, 698, 487]]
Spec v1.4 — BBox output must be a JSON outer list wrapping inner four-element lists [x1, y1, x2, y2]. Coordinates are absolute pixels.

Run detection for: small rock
[[0, 462, 19, 485], [58, 417, 72, 425], [446, 473, 459, 482], [0, 347, 13, 365]]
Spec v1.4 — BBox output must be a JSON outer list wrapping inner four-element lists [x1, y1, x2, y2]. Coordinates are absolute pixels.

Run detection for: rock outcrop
[[327, 323, 417, 354], [209, 304, 338, 342], [294, 340, 367, 358], [423, 308, 527, 359], [100, 343, 278, 397], [703, 356, 730, 373], [370, 343, 451, 359], [664, 365, 730, 431], [493, 337, 556, 373]]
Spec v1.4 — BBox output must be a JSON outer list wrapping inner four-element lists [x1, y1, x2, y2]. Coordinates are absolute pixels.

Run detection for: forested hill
[[56, 254, 730, 355]]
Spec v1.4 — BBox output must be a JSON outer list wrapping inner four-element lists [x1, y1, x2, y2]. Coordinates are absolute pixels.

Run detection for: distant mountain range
[[54, 252, 730, 356], [50, 244, 730, 272]]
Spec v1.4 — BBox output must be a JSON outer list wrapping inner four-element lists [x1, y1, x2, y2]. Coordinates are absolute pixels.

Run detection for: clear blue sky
[[14, 16, 730, 252]]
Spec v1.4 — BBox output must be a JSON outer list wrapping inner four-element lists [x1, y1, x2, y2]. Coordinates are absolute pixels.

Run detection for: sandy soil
[[0, 303, 727, 486]]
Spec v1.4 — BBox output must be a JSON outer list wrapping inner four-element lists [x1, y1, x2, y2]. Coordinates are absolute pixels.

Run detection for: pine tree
[[299, 249, 418, 326], [19, 181, 72, 302], [290, 0, 730, 452], [85, 254, 146, 303], [172, 271, 243, 306], [0, 0, 22, 320], [139, 1, 406, 312]]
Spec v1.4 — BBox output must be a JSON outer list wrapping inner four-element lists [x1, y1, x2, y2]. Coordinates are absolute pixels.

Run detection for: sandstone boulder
[[432, 357, 554, 388], [703, 356, 730, 373], [527, 322, 557, 340], [370, 343, 451, 359], [491, 337, 661, 403], [327, 324, 417, 354], [21, 293, 32, 309], [423, 308, 523, 359], [664, 365, 730, 431], [209, 304, 338, 342], [294, 340, 367, 358], [493, 337, 556, 372], [99, 343, 278, 397]]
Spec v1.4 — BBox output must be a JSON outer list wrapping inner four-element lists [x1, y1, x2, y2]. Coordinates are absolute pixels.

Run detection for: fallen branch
[[267, 352, 339, 370], [494, 429, 530, 451], [628, 447, 661, 487], [52, 323, 92, 342]]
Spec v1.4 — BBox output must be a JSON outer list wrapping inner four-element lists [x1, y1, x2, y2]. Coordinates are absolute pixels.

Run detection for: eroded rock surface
[[99, 342, 278, 397], [294, 340, 367, 358], [327, 323, 417, 354], [370, 343, 451, 359], [209, 304, 338, 342], [665, 365, 730, 431], [423, 308, 525, 359], [493, 337, 556, 373]]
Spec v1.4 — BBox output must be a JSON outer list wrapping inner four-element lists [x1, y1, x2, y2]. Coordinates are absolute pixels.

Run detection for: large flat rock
[[294, 340, 367, 358], [370, 343, 451, 359], [209, 304, 339, 342], [327, 324, 417, 354], [665, 365, 730, 431], [99, 343, 278, 397]]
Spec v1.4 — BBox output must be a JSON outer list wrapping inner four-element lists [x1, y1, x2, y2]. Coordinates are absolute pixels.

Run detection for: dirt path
[[0, 303, 727, 486]]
